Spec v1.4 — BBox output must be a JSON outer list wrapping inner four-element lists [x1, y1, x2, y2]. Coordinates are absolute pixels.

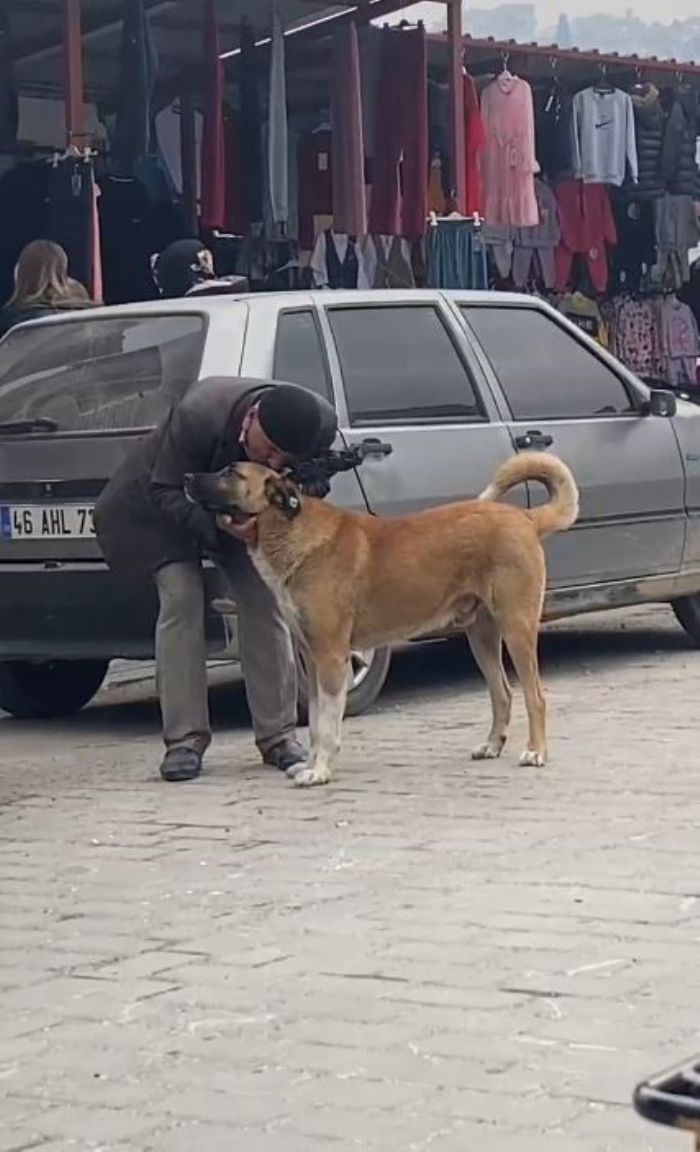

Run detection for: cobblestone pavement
[[1, 605, 699, 1152]]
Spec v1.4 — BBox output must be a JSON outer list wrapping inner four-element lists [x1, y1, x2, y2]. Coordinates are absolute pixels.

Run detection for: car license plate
[[0, 504, 95, 540]]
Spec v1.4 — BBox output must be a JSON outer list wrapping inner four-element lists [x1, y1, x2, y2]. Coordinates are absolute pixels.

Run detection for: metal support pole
[[63, 0, 87, 147], [447, 0, 466, 212]]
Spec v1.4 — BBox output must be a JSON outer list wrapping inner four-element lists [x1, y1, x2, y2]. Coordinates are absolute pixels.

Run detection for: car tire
[[672, 595, 700, 646], [296, 645, 392, 720], [0, 659, 109, 719]]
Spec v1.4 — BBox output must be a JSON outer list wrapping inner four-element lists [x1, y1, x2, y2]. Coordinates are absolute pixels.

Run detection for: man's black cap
[[258, 384, 337, 458]]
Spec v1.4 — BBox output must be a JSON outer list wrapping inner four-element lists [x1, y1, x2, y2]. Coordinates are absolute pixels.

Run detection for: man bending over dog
[[94, 378, 337, 783]]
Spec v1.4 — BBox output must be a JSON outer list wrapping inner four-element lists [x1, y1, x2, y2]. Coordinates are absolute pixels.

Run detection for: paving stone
[[1, 607, 699, 1150]]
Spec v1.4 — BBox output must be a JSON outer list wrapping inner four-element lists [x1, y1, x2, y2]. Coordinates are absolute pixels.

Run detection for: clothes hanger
[[594, 61, 614, 94], [499, 50, 512, 78]]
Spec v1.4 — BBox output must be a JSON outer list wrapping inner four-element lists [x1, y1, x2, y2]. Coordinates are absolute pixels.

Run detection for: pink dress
[[481, 74, 539, 227]]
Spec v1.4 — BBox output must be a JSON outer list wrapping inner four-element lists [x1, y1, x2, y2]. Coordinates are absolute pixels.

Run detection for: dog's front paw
[[471, 740, 504, 761], [519, 749, 546, 768], [293, 763, 331, 787]]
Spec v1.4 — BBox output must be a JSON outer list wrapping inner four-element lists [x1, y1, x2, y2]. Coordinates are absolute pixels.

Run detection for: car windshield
[[0, 313, 206, 432]]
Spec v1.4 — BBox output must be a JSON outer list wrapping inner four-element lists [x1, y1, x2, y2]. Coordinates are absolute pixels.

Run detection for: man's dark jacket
[[94, 376, 336, 577]]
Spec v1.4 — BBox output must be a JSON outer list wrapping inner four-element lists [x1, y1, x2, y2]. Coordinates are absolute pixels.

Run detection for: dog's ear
[[264, 476, 302, 520]]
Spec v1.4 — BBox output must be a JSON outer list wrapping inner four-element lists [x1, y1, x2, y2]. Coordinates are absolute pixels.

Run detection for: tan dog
[[186, 452, 578, 787]]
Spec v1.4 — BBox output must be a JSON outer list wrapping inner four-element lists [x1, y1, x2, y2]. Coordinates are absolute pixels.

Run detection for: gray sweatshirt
[[572, 87, 639, 187]]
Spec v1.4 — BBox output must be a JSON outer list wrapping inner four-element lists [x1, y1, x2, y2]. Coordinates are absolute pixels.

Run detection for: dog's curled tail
[[478, 451, 579, 539]]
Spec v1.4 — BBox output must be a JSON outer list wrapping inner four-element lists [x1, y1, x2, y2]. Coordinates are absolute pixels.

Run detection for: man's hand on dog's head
[[216, 514, 258, 547]]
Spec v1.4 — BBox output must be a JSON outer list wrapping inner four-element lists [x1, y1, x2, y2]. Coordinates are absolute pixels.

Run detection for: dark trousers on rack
[[368, 25, 428, 240]]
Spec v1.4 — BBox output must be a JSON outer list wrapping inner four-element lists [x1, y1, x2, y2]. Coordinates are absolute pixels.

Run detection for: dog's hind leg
[[500, 618, 547, 767], [294, 651, 349, 788], [466, 608, 513, 761]]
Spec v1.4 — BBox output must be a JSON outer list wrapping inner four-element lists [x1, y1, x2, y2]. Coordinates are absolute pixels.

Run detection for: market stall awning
[[6, 0, 422, 100]]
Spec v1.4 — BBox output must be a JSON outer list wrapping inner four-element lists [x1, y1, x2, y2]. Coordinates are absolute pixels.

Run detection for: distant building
[[465, 4, 537, 44]]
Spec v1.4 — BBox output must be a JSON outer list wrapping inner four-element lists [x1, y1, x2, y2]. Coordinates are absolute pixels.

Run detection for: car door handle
[[514, 430, 553, 450], [358, 438, 393, 460]]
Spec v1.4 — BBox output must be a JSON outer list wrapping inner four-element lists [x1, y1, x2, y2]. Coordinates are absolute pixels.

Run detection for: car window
[[462, 306, 635, 420], [273, 310, 333, 403], [327, 305, 483, 425], [0, 314, 205, 431]]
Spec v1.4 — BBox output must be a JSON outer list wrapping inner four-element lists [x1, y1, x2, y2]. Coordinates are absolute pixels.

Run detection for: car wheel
[[296, 645, 392, 720], [0, 659, 109, 719], [672, 595, 700, 646]]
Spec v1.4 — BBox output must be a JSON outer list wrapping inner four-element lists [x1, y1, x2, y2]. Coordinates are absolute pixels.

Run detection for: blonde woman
[[0, 240, 92, 338]]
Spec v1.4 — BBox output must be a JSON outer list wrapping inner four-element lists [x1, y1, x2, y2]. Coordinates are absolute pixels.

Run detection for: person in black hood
[[152, 238, 248, 299], [94, 376, 338, 784]]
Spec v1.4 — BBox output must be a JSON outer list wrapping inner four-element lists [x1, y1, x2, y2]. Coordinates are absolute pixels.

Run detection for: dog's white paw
[[519, 749, 546, 768], [471, 741, 504, 761], [293, 763, 331, 788]]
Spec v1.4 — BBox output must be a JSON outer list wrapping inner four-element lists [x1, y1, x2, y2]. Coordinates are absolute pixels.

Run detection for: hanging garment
[[660, 85, 700, 197], [555, 291, 609, 347], [654, 193, 700, 286], [239, 20, 265, 228], [608, 296, 657, 374], [261, 118, 299, 242], [46, 157, 94, 291], [610, 197, 656, 292], [359, 235, 416, 289], [534, 82, 573, 181], [428, 80, 451, 204], [268, 3, 288, 228], [330, 22, 366, 236], [428, 159, 447, 214], [297, 127, 333, 250], [112, 0, 158, 174], [554, 179, 617, 294], [155, 99, 203, 200], [200, 0, 225, 229], [358, 23, 383, 163], [0, 160, 50, 303], [511, 179, 561, 289], [90, 180, 103, 304], [368, 25, 428, 240], [0, 0, 18, 152], [623, 84, 665, 200], [463, 69, 486, 216], [426, 220, 488, 290], [657, 295, 700, 384], [481, 222, 515, 281], [223, 103, 244, 234], [571, 87, 638, 187], [480, 73, 539, 227], [98, 173, 160, 304], [310, 231, 358, 289]]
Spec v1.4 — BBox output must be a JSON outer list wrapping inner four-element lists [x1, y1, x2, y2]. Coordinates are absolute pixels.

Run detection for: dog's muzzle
[[183, 472, 237, 515]]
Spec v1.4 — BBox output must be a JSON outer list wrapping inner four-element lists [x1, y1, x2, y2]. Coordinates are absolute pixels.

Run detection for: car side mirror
[[642, 388, 677, 418]]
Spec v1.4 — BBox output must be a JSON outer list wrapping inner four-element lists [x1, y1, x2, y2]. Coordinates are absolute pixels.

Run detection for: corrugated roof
[[7, 0, 416, 100]]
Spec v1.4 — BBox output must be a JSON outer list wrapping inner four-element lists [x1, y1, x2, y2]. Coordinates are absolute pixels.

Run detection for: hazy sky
[[398, 0, 699, 28]]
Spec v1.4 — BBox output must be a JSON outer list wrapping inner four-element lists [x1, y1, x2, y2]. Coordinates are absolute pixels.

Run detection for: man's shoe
[[263, 737, 308, 777], [160, 747, 202, 782]]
